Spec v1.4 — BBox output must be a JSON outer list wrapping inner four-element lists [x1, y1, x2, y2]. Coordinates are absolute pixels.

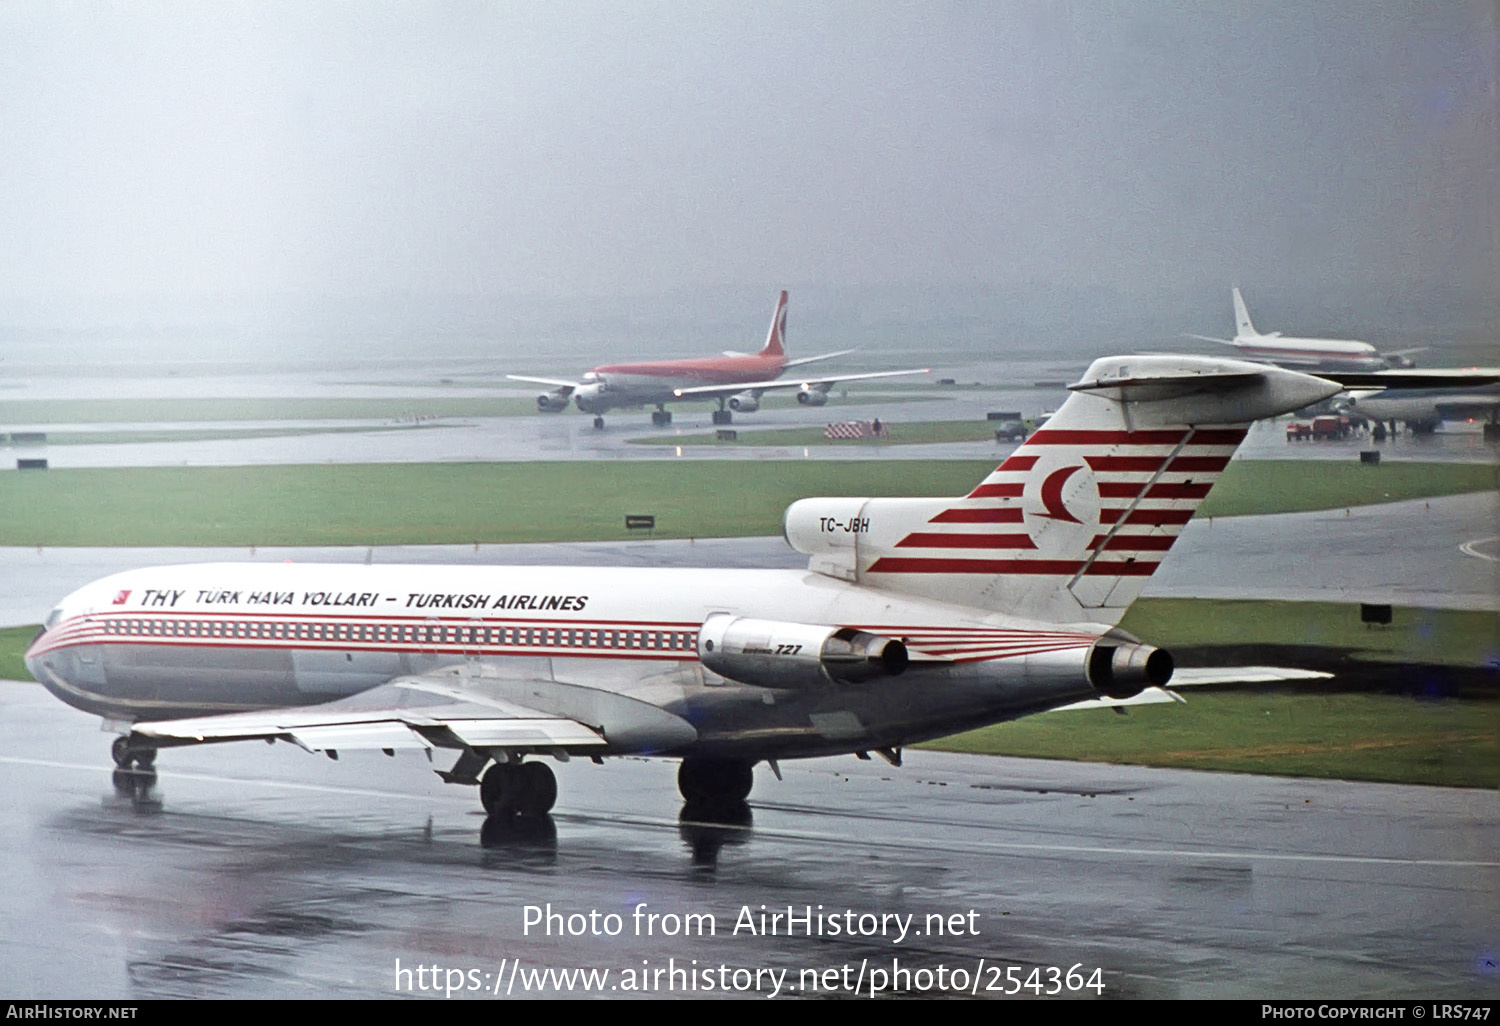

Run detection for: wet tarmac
[[3, 372, 1495, 468], [1, 681, 1495, 1000]]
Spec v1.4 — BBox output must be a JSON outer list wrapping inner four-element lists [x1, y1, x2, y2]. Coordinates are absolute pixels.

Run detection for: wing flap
[[131, 677, 609, 753], [433, 719, 606, 749]]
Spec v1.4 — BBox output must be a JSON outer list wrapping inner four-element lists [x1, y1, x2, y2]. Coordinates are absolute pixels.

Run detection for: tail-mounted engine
[[1086, 639, 1174, 699], [698, 614, 908, 689]]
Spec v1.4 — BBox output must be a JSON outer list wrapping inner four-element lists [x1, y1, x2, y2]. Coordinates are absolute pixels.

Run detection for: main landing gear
[[677, 757, 754, 806], [651, 406, 672, 426], [480, 761, 558, 817], [593, 415, 605, 429], [110, 735, 156, 770]]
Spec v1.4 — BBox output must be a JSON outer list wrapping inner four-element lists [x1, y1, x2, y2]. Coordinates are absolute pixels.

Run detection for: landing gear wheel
[[677, 757, 754, 805], [519, 762, 558, 815], [593, 416, 605, 430], [711, 410, 733, 426], [480, 763, 517, 814], [651, 409, 672, 426], [111, 736, 155, 770], [480, 761, 558, 817]]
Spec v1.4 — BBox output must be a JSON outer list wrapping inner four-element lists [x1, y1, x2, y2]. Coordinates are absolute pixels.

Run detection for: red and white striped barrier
[[824, 421, 889, 440]]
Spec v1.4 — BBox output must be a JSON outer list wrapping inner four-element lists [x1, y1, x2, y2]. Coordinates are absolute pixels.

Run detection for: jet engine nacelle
[[727, 391, 760, 413], [697, 614, 908, 689], [573, 383, 608, 414], [1086, 640, 1174, 699], [536, 391, 571, 412], [796, 384, 830, 406]]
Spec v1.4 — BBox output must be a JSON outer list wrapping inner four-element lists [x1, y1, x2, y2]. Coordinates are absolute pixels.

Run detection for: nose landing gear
[[110, 735, 156, 770]]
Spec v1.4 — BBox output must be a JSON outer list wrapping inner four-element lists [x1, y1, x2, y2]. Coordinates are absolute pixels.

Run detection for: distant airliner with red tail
[[508, 291, 927, 427]]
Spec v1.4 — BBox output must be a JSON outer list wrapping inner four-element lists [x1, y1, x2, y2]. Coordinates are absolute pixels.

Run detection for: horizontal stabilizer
[[1315, 369, 1500, 389], [1169, 666, 1334, 685], [783, 348, 856, 369], [1068, 369, 1265, 401], [1050, 686, 1183, 712], [506, 375, 579, 391]]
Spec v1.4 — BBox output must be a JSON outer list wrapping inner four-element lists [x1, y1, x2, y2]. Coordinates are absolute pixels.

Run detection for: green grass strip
[[0, 625, 37, 682], [1195, 460, 1497, 518], [1120, 598, 1500, 669], [7, 424, 445, 447], [1, 459, 1492, 547], [0, 460, 993, 547], [924, 691, 1499, 789]]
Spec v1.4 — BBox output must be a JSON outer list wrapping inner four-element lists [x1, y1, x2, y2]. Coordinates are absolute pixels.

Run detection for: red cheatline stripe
[[868, 557, 1159, 576], [65, 610, 703, 628], [1167, 455, 1232, 472], [1087, 535, 1177, 552], [915, 639, 1095, 654], [966, 482, 1026, 498], [1085, 455, 1167, 472], [1097, 482, 1213, 500], [1098, 508, 1194, 526], [896, 533, 1035, 550], [1086, 454, 1227, 474], [929, 507, 1025, 524]]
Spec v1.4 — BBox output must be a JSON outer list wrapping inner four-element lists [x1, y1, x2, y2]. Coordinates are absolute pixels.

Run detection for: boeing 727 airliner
[[28, 354, 1340, 817]]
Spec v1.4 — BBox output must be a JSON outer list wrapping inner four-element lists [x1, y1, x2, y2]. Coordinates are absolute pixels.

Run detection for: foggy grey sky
[[0, 1, 1495, 341]]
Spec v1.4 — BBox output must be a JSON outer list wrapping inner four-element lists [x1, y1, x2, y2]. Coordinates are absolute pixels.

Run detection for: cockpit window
[[45, 607, 63, 629]]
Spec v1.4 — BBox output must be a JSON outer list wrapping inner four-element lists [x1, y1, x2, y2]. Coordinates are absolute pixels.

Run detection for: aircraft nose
[[22, 622, 50, 680]]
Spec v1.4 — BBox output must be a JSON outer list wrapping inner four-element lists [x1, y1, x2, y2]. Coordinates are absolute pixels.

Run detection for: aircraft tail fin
[[759, 290, 789, 357], [1231, 287, 1258, 339], [784, 355, 1341, 624]]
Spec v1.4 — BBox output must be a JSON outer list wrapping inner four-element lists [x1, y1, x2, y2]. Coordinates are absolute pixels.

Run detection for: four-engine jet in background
[[27, 354, 1343, 819], [507, 290, 927, 427], [1186, 287, 1426, 372]]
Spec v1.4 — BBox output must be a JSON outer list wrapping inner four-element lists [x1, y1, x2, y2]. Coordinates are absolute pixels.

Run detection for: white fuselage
[[1229, 335, 1389, 372], [26, 562, 1110, 760]]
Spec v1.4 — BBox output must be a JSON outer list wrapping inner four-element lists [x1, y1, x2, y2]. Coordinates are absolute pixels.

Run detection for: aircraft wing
[[506, 375, 579, 392], [672, 367, 928, 399], [129, 671, 698, 758]]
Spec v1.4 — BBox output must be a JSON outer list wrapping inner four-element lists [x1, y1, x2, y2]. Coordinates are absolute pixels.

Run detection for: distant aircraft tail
[[1231, 287, 1259, 339], [784, 355, 1341, 625], [758, 290, 789, 357]]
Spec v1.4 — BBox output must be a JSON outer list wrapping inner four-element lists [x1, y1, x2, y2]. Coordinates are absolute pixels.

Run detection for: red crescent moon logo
[[1038, 466, 1083, 523]]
